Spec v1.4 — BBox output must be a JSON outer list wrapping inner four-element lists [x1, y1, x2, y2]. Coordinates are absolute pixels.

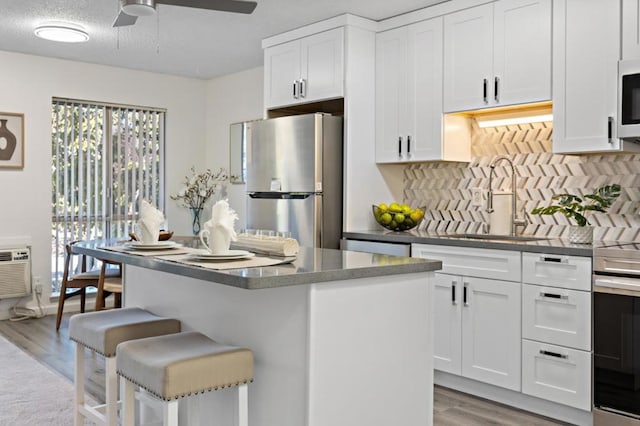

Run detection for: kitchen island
[[75, 241, 441, 426]]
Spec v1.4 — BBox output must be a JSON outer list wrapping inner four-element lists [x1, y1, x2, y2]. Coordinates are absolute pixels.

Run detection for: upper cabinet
[[623, 0, 640, 60], [264, 28, 344, 109], [443, 0, 551, 112], [375, 18, 470, 163], [552, 0, 638, 153]]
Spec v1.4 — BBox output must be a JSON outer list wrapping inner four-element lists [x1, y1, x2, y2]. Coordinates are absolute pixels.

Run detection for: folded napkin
[[137, 200, 165, 244], [200, 200, 239, 253], [231, 234, 299, 257]]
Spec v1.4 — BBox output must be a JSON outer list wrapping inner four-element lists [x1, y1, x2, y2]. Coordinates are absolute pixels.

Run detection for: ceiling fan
[[113, 0, 258, 27]]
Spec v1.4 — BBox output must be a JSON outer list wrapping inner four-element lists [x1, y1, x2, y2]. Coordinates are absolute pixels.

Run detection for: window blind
[[51, 99, 165, 292]]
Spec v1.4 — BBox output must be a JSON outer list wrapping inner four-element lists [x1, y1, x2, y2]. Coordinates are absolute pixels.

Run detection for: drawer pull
[[539, 349, 568, 359], [539, 292, 569, 300], [539, 256, 568, 263], [451, 281, 457, 305]]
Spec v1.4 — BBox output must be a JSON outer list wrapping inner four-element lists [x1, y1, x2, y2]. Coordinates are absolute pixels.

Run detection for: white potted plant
[[531, 184, 621, 244]]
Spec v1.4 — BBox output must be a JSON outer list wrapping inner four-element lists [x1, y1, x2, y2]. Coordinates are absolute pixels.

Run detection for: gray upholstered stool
[[69, 307, 181, 426], [117, 331, 254, 426]]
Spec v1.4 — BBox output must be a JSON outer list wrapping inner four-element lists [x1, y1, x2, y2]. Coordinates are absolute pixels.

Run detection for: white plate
[[190, 249, 254, 260], [124, 241, 181, 250]]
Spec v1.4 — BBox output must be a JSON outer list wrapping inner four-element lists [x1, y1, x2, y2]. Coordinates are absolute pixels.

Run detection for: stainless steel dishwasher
[[340, 238, 411, 256]]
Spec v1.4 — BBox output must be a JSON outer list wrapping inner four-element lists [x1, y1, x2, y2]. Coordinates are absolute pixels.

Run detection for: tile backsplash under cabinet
[[404, 121, 640, 242]]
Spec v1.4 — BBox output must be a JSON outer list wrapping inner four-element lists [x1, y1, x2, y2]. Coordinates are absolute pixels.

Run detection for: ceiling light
[[476, 114, 553, 128], [34, 23, 89, 43], [121, 0, 156, 16]]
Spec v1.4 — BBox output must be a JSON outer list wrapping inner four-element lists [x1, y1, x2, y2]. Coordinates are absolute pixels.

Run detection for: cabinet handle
[[463, 282, 469, 306], [539, 256, 568, 264], [300, 79, 306, 98], [483, 78, 488, 104], [451, 281, 457, 305], [398, 136, 403, 158], [608, 116, 614, 143], [407, 135, 411, 157], [539, 291, 569, 300], [539, 349, 568, 359], [293, 80, 299, 99], [494, 76, 500, 103]]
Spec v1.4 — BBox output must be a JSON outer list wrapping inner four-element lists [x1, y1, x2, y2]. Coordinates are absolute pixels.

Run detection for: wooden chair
[[95, 259, 123, 311], [55, 242, 120, 331]]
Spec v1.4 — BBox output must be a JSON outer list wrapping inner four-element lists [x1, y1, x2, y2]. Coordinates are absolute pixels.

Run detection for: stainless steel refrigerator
[[245, 113, 343, 249]]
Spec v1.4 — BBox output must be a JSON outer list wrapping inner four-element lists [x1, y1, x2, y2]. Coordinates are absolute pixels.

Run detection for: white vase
[[568, 225, 593, 244]]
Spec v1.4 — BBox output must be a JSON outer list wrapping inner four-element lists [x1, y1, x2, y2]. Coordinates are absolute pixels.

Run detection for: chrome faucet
[[486, 156, 526, 236]]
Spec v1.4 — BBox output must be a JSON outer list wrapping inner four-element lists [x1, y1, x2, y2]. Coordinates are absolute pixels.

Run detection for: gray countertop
[[343, 230, 596, 257], [74, 239, 442, 290]]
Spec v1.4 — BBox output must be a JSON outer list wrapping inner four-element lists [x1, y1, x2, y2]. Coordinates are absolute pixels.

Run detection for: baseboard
[[435, 371, 593, 426]]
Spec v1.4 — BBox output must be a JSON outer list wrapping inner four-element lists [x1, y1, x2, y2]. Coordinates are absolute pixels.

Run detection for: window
[[51, 98, 165, 293]]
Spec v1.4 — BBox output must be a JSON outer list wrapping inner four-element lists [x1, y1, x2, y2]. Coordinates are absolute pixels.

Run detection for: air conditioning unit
[[0, 248, 31, 298]]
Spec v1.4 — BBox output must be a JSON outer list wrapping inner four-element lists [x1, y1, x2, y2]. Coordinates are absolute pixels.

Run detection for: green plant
[[531, 184, 621, 226]]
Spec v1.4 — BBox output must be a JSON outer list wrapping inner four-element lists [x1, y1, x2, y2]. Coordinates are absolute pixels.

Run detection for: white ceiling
[[0, 0, 446, 80]]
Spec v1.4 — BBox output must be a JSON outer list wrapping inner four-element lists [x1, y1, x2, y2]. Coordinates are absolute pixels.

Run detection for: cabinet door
[[264, 39, 301, 109], [375, 27, 408, 163], [553, 0, 622, 153], [493, 0, 551, 106], [407, 17, 444, 162], [443, 3, 493, 112], [623, 0, 640, 60], [300, 28, 344, 103], [522, 284, 591, 351], [462, 277, 521, 391], [522, 339, 591, 410], [433, 273, 462, 375]]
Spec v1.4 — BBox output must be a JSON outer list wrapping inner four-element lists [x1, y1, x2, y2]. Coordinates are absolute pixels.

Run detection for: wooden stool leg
[[164, 400, 179, 426], [74, 343, 85, 426], [123, 378, 135, 426], [105, 357, 118, 426], [238, 383, 248, 426], [187, 396, 200, 425]]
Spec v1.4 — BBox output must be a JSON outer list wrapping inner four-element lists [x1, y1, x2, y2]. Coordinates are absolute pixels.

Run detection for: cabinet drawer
[[522, 339, 591, 411], [412, 244, 521, 281], [522, 252, 591, 291], [522, 284, 591, 350]]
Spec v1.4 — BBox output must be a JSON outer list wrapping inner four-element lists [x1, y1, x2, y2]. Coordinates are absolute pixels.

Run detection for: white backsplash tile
[[404, 121, 640, 242]]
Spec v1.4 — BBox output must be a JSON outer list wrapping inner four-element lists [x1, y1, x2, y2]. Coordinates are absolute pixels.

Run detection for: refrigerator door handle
[[248, 192, 313, 200]]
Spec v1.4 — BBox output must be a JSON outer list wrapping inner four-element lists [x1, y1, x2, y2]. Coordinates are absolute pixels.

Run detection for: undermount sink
[[446, 233, 549, 242]]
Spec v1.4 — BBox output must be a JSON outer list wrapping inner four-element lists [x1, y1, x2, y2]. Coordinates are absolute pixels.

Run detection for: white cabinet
[[522, 284, 591, 350], [623, 0, 640, 60], [432, 274, 462, 374], [264, 28, 344, 109], [415, 244, 521, 391], [522, 340, 591, 411], [443, 0, 551, 112], [461, 275, 521, 390], [552, 0, 637, 153], [521, 251, 592, 410], [376, 18, 469, 163]]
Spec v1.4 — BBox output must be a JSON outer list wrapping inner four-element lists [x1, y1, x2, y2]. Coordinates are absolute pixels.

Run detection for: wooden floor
[[0, 314, 566, 425]]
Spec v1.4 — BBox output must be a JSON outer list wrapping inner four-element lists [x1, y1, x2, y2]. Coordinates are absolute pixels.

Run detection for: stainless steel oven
[[593, 243, 640, 425]]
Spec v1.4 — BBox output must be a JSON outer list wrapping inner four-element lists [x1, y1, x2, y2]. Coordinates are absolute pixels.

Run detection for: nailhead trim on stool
[[117, 331, 254, 426], [68, 308, 181, 426]]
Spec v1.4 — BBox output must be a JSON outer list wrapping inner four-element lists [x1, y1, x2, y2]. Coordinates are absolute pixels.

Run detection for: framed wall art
[[0, 112, 24, 169]]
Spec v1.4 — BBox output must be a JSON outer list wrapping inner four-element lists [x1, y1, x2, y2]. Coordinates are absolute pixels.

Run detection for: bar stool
[[69, 307, 181, 426], [117, 331, 254, 426]]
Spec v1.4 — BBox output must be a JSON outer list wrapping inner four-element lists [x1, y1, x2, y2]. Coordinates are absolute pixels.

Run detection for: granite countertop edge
[[73, 242, 442, 290], [343, 230, 595, 257]]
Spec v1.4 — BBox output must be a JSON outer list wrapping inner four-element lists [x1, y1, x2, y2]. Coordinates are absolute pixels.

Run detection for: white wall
[[204, 66, 264, 227], [0, 50, 208, 319]]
